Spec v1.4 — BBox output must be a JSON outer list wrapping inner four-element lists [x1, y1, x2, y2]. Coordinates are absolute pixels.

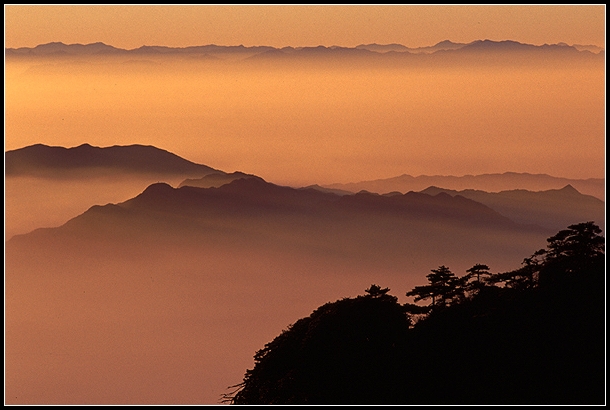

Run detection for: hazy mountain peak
[[466, 39, 527, 48], [27, 41, 121, 55], [123, 182, 180, 210], [75, 142, 95, 149], [433, 191, 453, 199], [434, 40, 458, 46], [34, 41, 66, 47], [421, 186, 459, 196], [558, 184, 580, 194], [179, 171, 262, 189], [6, 143, 220, 177], [143, 181, 174, 191]]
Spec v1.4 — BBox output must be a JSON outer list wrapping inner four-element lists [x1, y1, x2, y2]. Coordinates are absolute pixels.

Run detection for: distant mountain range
[[7, 144, 604, 200], [355, 39, 466, 54], [193, 177, 520, 227], [65, 176, 522, 232], [6, 143, 604, 236], [8, 176, 550, 276], [420, 185, 604, 232], [6, 39, 604, 61], [356, 40, 605, 54], [5, 143, 220, 178], [9, 162, 604, 271], [324, 172, 605, 201], [178, 171, 260, 189]]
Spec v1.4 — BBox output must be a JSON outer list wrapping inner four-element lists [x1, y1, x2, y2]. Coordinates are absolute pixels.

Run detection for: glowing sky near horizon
[[4, 5, 606, 185], [4, 5, 605, 49]]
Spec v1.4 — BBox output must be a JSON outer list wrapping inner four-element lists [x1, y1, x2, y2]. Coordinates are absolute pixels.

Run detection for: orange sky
[[4, 5, 606, 184], [4, 5, 606, 49]]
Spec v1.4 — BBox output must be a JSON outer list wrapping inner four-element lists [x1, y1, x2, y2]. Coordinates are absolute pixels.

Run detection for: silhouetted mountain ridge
[[325, 172, 605, 201], [10, 176, 548, 256], [6, 40, 603, 60], [333, 189, 518, 228], [6, 143, 220, 177], [96, 178, 527, 229], [123, 178, 360, 217], [7, 41, 125, 56], [419, 184, 604, 232], [356, 40, 467, 54], [178, 171, 260, 189]]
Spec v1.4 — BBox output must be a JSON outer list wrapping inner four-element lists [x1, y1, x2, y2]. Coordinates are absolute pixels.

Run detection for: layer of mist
[[5, 41, 605, 186], [6, 177, 555, 404]]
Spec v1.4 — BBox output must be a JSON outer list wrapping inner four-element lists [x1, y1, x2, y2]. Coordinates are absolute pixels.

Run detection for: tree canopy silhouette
[[405, 265, 465, 308], [224, 222, 605, 405], [224, 287, 410, 404], [464, 263, 491, 292]]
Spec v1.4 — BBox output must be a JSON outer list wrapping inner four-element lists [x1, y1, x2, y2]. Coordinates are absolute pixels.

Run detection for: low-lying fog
[[5, 51, 605, 187], [6, 182, 550, 404]]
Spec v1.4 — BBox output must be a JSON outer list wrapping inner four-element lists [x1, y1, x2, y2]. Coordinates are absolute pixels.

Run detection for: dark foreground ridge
[[224, 222, 605, 405]]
